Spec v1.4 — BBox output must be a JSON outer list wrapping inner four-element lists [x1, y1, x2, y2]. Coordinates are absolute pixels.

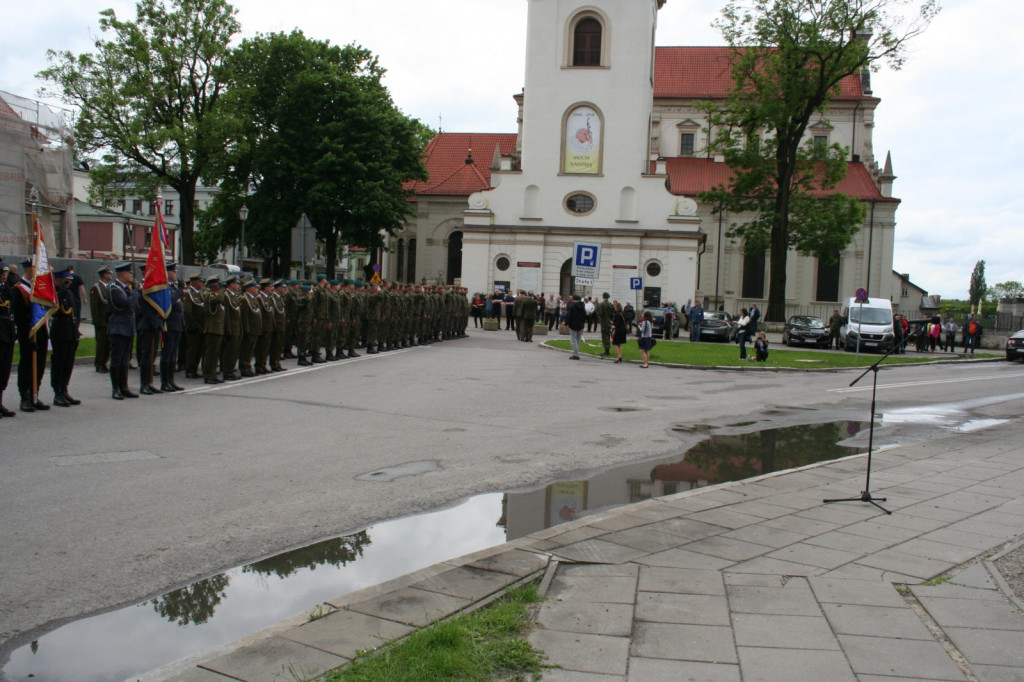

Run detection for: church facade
[[388, 0, 901, 317]]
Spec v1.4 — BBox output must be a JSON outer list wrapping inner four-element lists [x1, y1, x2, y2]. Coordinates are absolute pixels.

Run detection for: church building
[[388, 0, 900, 316]]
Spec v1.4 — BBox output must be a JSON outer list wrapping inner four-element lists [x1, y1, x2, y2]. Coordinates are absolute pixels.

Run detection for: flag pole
[[29, 190, 39, 406]]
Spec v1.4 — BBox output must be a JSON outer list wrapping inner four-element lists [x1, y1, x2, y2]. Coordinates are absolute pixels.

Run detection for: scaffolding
[[0, 89, 76, 257]]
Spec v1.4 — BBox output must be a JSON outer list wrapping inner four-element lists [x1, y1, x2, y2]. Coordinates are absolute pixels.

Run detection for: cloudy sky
[[2, 0, 1020, 298]]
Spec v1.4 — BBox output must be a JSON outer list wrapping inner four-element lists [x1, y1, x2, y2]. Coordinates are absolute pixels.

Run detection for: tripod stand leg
[[823, 490, 891, 515]]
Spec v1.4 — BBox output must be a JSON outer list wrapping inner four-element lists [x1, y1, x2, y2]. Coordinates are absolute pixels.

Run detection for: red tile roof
[[407, 133, 518, 197], [654, 46, 873, 101], [662, 157, 898, 202]]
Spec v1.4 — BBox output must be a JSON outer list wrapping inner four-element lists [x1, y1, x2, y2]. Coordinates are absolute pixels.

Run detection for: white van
[[840, 297, 895, 352]]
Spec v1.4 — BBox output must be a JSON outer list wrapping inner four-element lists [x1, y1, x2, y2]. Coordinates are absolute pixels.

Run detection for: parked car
[[700, 311, 737, 342], [782, 315, 830, 347], [648, 307, 680, 338], [1007, 330, 1024, 362]]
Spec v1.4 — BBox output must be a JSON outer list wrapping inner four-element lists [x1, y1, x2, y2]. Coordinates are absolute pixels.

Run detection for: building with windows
[[390, 0, 902, 316]]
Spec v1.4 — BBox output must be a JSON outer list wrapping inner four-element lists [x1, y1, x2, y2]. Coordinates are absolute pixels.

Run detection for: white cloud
[[3, 0, 1020, 298]]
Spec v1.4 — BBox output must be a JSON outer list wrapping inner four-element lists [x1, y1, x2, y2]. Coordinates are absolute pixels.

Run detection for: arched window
[[446, 231, 463, 284], [573, 17, 602, 66], [406, 238, 417, 283], [396, 238, 405, 283]]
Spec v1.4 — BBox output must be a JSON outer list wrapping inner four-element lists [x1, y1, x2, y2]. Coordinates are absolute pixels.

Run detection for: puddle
[[0, 420, 874, 681], [953, 418, 1009, 432], [2, 495, 506, 682]]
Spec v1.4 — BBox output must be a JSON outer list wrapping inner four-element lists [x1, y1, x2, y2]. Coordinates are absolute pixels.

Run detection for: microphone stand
[[822, 326, 924, 515]]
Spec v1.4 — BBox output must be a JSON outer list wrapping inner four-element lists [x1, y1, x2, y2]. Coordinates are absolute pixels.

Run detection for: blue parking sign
[[571, 241, 601, 279], [630, 277, 643, 290]]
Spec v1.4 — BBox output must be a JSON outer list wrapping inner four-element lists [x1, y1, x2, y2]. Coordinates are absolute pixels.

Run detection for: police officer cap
[[224, 275, 239, 285], [0, 260, 8, 272], [166, 262, 177, 271], [316, 273, 328, 280], [242, 278, 257, 289], [97, 265, 112, 275], [20, 259, 33, 268], [189, 273, 203, 282], [115, 262, 133, 273], [205, 275, 221, 286], [53, 268, 71, 278]]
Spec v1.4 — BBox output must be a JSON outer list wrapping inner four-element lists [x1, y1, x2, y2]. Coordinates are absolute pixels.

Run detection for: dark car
[[699, 311, 737, 342], [648, 307, 680, 339], [782, 315, 830, 347], [1007, 330, 1024, 362]]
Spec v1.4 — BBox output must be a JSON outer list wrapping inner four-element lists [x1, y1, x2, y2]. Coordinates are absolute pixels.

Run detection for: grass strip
[[543, 338, 997, 369], [12, 337, 96, 364], [323, 582, 544, 682]]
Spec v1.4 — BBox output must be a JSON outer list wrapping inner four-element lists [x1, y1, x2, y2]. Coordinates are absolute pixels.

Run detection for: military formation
[[98, 268, 473, 391]]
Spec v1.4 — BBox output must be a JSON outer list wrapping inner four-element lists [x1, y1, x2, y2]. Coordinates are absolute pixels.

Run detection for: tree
[[989, 281, 1024, 301], [968, 259, 987, 307], [698, 0, 938, 321], [39, 0, 240, 264], [202, 31, 428, 276]]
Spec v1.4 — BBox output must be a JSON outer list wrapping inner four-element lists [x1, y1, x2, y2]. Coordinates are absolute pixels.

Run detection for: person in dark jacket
[[48, 269, 81, 407], [11, 259, 50, 412], [108, 262, 140, 399], [0, 261, 17, 417], [566, 294, 587, 360], [160, 264, 185, 392], [136, 264, 165, 395]]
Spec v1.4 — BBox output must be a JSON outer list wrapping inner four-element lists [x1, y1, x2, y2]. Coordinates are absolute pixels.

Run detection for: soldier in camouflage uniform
[[363, 282, 382, 354], [202, 277, 226, 384], [325, 280, 342, 361], [344, 280, 363, 358]]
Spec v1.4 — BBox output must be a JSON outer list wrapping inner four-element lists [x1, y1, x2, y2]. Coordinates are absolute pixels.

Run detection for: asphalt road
[[1, 329, 1022, 654]]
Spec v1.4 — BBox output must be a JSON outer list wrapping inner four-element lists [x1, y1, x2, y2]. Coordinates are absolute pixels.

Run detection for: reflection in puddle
[[5, 421, 863, 682], [503, 421, 864, 538], [3, 499, 505, 682]]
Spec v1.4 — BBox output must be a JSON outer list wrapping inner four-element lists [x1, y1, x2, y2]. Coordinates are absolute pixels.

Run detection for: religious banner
[[563, 106, 601, 174]]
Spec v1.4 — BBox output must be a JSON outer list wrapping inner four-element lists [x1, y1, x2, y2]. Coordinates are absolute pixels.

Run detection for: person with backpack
[[964, 316, 981, 355]]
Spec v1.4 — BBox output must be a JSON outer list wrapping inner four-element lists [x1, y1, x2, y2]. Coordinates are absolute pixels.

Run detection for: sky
[[2, 0, 1021, 299]]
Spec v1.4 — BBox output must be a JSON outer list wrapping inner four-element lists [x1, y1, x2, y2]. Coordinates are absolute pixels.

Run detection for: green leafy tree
[[698, 0, 938, 321], [39, 0, 240, 264], [203, 31, 428, 276], [989, 281, 1024, 301], [969, 259, 986, 307]]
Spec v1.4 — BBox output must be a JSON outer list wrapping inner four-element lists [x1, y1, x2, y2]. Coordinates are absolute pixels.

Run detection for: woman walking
[[612, 302, 627, 363], [637, 310, 654, 368]]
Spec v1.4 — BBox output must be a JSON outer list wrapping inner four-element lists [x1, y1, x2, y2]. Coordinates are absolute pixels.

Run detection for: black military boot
[[324, 352, 336, 361], [120, 368, 139, 398], [19, 391, 35, 412], [312, 353, 326, 364], [63, 387, 81, 405], [168, 366, 185, 391], [53, 391, 71, 407], [297, 355, 312, 366], [0, 392, 14, 417], [32, 395, 50, 410], [366, 345, 378, 354], [347, 350, 360, 358], [111, 368, 124, 400], [160, 362, 175, 392]]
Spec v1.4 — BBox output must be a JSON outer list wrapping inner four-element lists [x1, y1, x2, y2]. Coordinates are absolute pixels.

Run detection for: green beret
[[343, 278, 354, 285], [300, 285, 311, 292], [288, 279, 299, 285], [329, 279, 340, 286], [302, 280, 313, 286], [354, 281, 364, 288], [316, 273, 327, 280]]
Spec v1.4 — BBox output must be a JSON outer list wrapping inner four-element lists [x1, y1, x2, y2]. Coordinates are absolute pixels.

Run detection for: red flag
[[141, 207, 171, 319], [28, 213, 57, 336]]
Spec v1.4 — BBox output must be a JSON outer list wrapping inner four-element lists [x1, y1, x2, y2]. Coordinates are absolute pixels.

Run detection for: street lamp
[[238, 204, 249, 266]]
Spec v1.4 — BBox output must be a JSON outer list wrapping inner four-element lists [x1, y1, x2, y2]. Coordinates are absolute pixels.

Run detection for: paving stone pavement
[[162, 419, 1024, 682]]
